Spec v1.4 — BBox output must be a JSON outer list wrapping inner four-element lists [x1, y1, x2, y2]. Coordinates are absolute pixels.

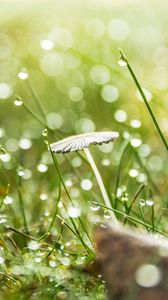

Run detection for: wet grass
[[0, 1, 168, 299]]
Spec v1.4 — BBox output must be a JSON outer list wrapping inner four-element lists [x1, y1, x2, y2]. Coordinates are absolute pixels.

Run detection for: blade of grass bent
[[91, 201, 167, 237]]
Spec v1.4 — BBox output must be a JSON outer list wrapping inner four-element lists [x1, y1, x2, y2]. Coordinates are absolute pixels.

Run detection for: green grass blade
[[18, 176, 29, 236], [48, 178, 61, 232], [114, 140, 130, 209], [26, 78, 47, 122], [119, 49, 168, 152]]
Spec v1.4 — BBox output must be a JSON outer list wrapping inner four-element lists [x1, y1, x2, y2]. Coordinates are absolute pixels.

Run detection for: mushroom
[[50, 131, 119, 226]]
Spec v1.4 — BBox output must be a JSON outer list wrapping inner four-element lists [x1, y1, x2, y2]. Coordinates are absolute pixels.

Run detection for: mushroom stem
[[83, 148, 119, 226]]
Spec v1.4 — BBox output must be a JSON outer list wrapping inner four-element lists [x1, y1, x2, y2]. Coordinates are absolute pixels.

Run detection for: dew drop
[[17, 166, 25, 177], [18, 70, 28, 80], [42, 128, 48, 137], [104, 210, 111, 219], [81, 179, 93, 191], [61, 257, 71, 266], [139, 199, 146, 207], [14, 95, 23, 106], [90, 203, 100, 211], [121, 193, 128, 202], [28, 240, 40, 251], [49, 260, 57, 268], [146, 199, 154, 206], [4, 196, 14, 205], [118, 58, 127, 67]]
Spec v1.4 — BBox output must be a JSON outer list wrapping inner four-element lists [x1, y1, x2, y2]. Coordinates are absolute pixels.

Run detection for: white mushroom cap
[[50, 131, 119, 154]]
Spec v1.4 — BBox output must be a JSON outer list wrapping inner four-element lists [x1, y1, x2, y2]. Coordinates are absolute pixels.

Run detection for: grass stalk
[[114, 141, 130, 208], [26, 78, 46, 122], [127, 184, 146, 215], [47, 178, 61, 232], [132, 147, 159, 193], [119, 49, 168, 152], [139, 204, 149, 232], [18, 176, 29, 235], [22, 102, 50, 130]]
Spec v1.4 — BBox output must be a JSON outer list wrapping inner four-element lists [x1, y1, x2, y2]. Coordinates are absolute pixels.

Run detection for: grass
[[119, 49, 168, 152], [0, 2, 168, 299]]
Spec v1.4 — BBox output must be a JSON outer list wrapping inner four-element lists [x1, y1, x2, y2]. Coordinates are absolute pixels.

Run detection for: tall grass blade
[[18, 176, 29, 236], [119, 49, 168, 152]]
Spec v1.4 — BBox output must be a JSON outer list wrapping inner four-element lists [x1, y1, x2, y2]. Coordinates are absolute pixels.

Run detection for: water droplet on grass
[[118, 58, 127, 67], [121, 193, 128, 202], [146, 199, 154, 206], [4, 196, 14, 205], [130, 138, 142, 148], [14, 95, 23, 106], [61, 257, 71, 266], [18, 70, 28, 80], [130, 119, 141, 128], [139, 199, 146, 207], [49, 260, 57, 268], [129, 168, 139, 177], [81, 179, 93, 191], [17, 166, 25, 177], [90, 203, 100, 211], [104, 210, 111, 219], [28, 240, 40, 251], [42, 128, 48, 137]]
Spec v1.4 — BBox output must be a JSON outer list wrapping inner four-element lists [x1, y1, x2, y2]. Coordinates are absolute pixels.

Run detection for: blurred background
[[0, 0, 168, 231]]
